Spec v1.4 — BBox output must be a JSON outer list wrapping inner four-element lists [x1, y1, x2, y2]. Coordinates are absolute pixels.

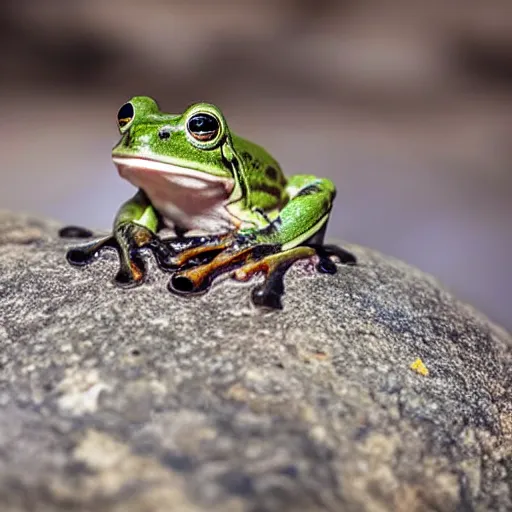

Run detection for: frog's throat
[[113, 156, 241, 232], [112, 157, 234, 195]]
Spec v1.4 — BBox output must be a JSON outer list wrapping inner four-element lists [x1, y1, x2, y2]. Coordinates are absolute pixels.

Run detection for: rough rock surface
[[0, 209, 510, 512]]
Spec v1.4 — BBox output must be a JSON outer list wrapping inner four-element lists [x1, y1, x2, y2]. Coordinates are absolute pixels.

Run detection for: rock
[[0, 209, 510, 512]]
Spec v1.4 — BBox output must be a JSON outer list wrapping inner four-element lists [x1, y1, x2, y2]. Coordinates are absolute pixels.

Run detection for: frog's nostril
[[159, 128, 171, 140]]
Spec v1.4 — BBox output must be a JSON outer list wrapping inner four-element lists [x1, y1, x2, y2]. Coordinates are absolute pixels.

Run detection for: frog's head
[[112, 96, 236, 203]]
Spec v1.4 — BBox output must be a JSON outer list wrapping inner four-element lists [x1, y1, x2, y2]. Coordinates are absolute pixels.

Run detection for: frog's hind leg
[[244, 174, 336, 249], [276, 175, 357, 268], [167, 176, 357, 306]]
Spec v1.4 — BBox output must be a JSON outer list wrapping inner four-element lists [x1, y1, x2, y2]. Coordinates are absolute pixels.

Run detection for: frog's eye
[[187, 113, 219, 142], [117, 102, 134, 129]]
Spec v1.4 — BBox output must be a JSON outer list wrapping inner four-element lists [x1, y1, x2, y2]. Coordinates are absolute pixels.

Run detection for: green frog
[[64, 96, 356, 308]]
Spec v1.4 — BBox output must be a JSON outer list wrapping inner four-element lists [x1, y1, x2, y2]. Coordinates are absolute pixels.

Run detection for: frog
[[64, 96, 356, 308]]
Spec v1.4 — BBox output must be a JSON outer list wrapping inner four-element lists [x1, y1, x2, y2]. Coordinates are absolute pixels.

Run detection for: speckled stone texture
[[0, 210, 510, 512]]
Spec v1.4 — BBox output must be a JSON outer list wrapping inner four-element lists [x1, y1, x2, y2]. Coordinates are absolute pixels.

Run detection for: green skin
[[111, 96, 334, 249], [67, 96, 354, 305]]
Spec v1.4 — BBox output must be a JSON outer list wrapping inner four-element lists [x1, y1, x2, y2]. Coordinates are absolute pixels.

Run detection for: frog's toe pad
[[114, 254, 147, 288], [66, 235, 116, 267], [315, 257, 337, 274], [321, 244, 357, 265], [66, 247, 95, 266], [168, 274, 198, 295], [251, 283, 284, 310]]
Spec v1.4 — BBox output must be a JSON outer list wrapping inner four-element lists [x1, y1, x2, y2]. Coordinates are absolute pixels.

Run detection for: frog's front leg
[[66, 190, 160, 286], [65, 190, 213, 286], [168, 175, 356, 307]]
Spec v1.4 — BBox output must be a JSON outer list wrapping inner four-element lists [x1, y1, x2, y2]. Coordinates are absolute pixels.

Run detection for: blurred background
[[0, 0, 510, 329]]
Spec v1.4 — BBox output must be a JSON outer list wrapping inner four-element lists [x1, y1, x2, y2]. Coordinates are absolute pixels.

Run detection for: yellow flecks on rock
[[410, 358, 429, 376]]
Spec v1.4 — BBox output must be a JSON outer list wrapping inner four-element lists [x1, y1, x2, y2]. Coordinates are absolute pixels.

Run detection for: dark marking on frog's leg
[[252, 207, 274, 227], [112, 223, 211, 286], [304, 221, 328, 246], [251, 266, 287, 310], [164, 232, 355, 309], [110, 223, 198, 283], [258, 183, 284, 199], [265, 166, 278, 181], [309, 243, 357, 266], [59, 226, 94, 238]]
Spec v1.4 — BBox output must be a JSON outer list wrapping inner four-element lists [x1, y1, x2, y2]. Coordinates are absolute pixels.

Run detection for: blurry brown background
[[0, 0, 511, 329]]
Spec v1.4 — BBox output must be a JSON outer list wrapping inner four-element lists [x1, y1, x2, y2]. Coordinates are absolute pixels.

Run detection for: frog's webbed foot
[[66, 222, 232, 287], [233, 244, 356, 309], [233, 246, 316, 309], [66, 223, 160, 287], [167, 236, 357, 310], [237, 243, 356, 309], [65, 223, 193, 287], [66, 234, 118, 267], [167, 234, 278, 295]]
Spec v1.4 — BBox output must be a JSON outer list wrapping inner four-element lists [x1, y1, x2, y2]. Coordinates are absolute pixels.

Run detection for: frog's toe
[[234, 245, 315, 309], [154, 234, 227, 272], [66, 247, 94, 266], [316, 258, 337, 274], [143, 238, 177, 271], [165, 234, 233, 269], [167, 243, 268, 296], [66, 235, 116, 266], [310, 243, 357, 267], [168, 273, 210, 295], [114, 252, 147, 287], [251, 276, 285, 310]]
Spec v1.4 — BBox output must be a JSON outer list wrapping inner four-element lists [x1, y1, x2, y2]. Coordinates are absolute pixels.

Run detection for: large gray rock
[[0, 210, 510, 512]]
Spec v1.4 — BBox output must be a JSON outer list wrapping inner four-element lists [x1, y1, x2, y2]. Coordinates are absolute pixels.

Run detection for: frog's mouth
[[113, 156, 234, 196]]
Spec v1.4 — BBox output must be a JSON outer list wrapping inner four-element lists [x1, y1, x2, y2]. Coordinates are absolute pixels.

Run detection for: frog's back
[[232, 135, 288, 211]]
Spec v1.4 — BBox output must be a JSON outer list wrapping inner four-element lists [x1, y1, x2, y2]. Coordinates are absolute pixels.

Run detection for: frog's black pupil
[[188, 113, 219, 140], [117, 103, 134, 127]]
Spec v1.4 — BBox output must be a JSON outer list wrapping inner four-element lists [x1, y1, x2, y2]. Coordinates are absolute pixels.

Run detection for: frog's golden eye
[[117, 102, 134, 128], [187, 113, 219, 142]]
